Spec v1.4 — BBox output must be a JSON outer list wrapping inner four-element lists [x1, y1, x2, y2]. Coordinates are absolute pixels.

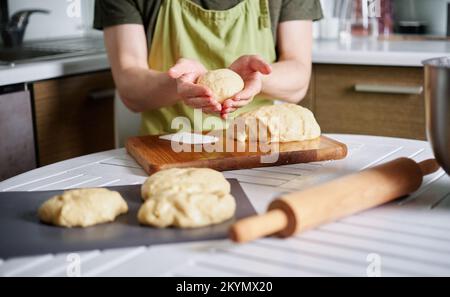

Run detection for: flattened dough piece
[[232, 103, 321, 143], [38, 188, 128, 228], [138, 168, 236, 228], [197, 69, 244, 103]]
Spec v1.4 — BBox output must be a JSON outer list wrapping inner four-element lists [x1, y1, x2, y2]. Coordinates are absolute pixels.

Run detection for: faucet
[[1, 9, 50, 47]]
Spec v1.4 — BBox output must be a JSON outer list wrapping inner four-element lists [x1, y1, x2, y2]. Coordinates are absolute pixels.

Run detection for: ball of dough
[[138, 168, 236, 228], [232, 103, 321, 143], [140, 167, 230, 200], [197, 69, 244, 103], [38, 188, 128, 228]]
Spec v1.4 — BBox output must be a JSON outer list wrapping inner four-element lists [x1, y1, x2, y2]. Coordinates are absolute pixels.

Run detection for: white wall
[[7, 0, 95, 41]]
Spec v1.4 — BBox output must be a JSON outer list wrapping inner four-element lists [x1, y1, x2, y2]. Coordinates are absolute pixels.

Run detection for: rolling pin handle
[[229, 209, 288, 244], [418, 159, 440, 176]]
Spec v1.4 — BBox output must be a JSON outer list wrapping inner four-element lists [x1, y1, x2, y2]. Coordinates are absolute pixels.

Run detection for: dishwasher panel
[[0, 88, 37, 181]]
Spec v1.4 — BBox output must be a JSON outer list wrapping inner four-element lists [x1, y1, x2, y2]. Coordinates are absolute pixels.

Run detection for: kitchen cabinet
[[33, 71, 115, 166], [0, 87, 37, 181], [311, 64, 426, 140]]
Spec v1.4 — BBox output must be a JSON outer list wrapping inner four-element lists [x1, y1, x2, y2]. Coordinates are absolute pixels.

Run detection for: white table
[[1, 134, 449, 277]]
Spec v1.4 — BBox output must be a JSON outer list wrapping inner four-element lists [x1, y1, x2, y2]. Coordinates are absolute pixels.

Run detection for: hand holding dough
[[38, 188, 128, 228], [197, 69, 244, 103], [138, 168, 236, 228], [231, 103, 321, 143]]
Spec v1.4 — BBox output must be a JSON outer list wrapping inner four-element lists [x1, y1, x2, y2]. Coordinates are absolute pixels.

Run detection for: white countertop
[[0, 53, 110, 86], [1, 37, 449, 86], [313, 37, 450, 67], [0, 134, 449, 277]]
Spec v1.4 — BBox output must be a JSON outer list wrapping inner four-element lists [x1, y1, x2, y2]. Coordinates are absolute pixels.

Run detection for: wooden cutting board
[[126, 132, 348, 175]]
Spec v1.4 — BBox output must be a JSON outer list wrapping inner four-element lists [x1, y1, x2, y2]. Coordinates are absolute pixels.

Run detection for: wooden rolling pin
[[230, 158, 440, 243]]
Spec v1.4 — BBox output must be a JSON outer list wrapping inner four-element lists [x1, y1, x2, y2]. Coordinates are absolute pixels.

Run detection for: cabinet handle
[[88, 89, 116, 101], [354, 84, 423, 95]]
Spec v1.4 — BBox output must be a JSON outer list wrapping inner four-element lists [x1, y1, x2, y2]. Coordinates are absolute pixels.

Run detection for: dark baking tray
[[0, 179, 255, 259]]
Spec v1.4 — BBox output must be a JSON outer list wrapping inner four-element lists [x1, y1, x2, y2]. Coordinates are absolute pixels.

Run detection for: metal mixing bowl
[[423, 57, 450, 175]]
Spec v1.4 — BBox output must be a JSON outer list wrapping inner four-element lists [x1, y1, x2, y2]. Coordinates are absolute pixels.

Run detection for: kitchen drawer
[[314, 64, 426, 140], [33, 71, 116, 166]]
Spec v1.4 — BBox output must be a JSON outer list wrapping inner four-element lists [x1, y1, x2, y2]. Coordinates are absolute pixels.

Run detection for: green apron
[[142, 0, 277, 135]]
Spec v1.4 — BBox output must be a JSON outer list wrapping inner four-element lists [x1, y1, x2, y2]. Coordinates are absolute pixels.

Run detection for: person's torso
[[132, 0, 288, 50], [140, 0, 277, 135]]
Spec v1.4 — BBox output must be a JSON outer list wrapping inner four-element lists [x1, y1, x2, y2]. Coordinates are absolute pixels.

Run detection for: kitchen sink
[[0, 47, 74, 63], [0, 37, 106, 65]]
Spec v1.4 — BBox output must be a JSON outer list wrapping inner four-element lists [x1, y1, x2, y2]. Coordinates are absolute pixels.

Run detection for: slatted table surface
[[0, 134, 449, 277]]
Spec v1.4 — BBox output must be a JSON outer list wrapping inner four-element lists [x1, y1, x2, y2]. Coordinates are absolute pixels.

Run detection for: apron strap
[[259, 0, 270, 29]]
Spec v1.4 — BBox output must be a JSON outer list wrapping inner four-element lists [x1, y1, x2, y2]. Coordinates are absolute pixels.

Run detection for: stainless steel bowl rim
[[422, 56, 450, 68]]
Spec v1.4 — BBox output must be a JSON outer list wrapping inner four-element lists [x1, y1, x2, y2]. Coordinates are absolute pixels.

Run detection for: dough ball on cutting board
[[38, 188, 128, 228], [232, 103, 321, 143], [197, 69, 244, 103], [138, 168, 236, 228]]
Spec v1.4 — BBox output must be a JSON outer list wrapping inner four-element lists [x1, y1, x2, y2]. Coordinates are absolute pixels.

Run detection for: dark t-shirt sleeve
[[280, 0, 323, 22], [94, 0, 143, 30]]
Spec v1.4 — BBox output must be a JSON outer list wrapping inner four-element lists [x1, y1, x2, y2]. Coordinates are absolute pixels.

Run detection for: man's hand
[[222, 55, 272, 119], [168, 58, 222, 114]]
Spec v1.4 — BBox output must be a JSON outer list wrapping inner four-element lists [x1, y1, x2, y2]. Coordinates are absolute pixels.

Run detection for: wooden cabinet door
[[33, 71, 116, 166], [314, 64, 426, 140]]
